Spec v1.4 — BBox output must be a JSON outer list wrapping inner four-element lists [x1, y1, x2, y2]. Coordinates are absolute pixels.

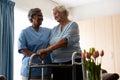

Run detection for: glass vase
[[86, 64, 102, 80]]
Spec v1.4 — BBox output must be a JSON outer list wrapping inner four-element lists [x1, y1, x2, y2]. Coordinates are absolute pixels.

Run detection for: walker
[[28, 52, 86, 80]]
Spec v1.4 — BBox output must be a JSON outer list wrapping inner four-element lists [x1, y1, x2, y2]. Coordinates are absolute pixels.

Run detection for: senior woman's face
[[32, 12, 43, 26], [53, 9, 65, 22]]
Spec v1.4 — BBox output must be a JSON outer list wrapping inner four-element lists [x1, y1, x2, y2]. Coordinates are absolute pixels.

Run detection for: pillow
[[102, 73, 119, 80]]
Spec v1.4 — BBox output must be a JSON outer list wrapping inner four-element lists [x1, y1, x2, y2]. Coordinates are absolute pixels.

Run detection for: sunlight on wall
[[14, 8, 57, 80]]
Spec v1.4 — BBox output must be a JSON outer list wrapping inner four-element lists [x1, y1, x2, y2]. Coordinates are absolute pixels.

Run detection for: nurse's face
[[32, 12, 43, 26]]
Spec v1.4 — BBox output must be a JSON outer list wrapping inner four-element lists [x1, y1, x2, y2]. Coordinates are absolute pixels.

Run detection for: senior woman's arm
[[37, 22, 79, 55], [47, 38, 67, 51], [37, 38, 67, 54], [37, 38, 67, 59]]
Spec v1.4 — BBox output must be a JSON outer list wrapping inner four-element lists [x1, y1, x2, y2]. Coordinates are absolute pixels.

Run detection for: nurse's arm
[[20, 48, 33, 56]]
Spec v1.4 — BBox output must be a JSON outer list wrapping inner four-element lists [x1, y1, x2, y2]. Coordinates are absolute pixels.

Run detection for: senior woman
[[37, 5, 83, 80], [18, 8, 52, 80]]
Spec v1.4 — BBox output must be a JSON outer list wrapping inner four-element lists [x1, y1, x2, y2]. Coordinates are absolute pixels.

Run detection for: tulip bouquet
[[82, 48, 104, 80]]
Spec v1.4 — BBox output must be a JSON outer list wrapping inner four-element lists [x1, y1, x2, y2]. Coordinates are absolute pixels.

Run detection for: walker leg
[[72, 65, 76, 80], [41, 60, 44, 80], [28, 67, 31, 80]]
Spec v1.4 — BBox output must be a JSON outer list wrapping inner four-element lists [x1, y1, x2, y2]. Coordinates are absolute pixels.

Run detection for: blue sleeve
[[18, 30, 27, 53], [62, 22, 80, 47]]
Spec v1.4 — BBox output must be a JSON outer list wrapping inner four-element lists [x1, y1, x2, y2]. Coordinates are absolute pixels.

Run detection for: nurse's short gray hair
[[53, 5, 69, 16], [28, 8, 41, 22]]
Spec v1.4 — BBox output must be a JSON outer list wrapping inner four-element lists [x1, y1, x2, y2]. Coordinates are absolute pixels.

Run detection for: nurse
[[18, 8, 52, 80]]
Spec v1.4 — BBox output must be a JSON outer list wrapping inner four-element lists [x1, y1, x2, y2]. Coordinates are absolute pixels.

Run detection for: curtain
[[0, 0, 15, 80]]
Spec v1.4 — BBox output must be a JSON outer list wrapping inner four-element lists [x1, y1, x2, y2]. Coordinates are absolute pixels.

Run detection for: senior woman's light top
[[50, 21, 81, 63]]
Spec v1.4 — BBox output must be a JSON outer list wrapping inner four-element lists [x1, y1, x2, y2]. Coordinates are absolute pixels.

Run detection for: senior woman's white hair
[[53, 5, 69, 16]]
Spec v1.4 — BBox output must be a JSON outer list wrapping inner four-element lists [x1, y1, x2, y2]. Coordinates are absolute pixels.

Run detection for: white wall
[[71, 0, 120, 20], [14, 0, 120, 21], [14, 0, 58, 19]]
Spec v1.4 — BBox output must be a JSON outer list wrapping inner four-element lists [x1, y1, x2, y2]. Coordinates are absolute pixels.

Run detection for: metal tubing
[[41, 60, 44, 80], [29, 52, 86, 80], [72, 51, 86, 80]]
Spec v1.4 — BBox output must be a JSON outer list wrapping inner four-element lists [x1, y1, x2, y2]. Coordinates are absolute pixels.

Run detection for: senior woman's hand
[[37, 49, 49, 60]]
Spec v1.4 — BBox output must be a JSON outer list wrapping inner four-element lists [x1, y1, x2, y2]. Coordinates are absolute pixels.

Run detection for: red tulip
[[86, 52, 91, 59], [82, 53, 86, 60], [100, 50, 104, 57], [92, 50, 99, 58]]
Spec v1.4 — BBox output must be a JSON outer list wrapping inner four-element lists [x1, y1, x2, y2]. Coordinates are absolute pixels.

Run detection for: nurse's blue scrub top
[[18, 26, 51, 77]]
